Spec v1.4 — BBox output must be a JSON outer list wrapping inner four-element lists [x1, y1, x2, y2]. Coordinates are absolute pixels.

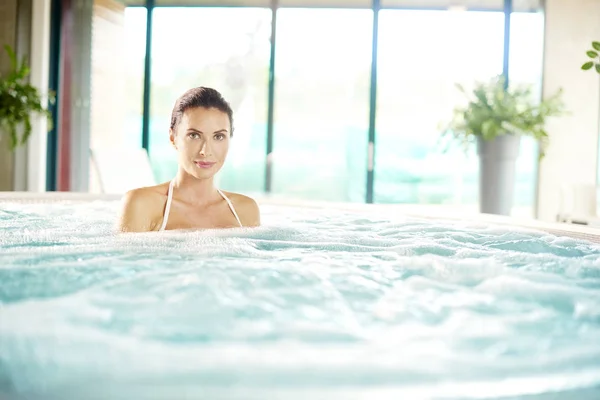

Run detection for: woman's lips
[[195, 161, 216, 169]]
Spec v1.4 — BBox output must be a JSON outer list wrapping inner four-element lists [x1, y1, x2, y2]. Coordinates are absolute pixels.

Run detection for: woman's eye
[[188, 132, 200, 139], [215, 134, 225, 141]]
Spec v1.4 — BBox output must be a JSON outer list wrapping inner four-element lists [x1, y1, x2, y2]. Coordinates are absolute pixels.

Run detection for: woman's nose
[[199, 140, 209, 156]]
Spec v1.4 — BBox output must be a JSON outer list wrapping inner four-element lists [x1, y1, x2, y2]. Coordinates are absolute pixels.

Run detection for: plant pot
[[477, 135, 521, 216]]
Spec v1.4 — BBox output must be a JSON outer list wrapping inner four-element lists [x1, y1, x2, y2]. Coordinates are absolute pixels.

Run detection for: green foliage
[[0, 44, 54, 150], [581, 41, 600, 74], [440, 75, 566, 159]]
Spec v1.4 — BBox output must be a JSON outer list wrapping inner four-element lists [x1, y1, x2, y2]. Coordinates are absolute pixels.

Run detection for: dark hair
[[170, 87, 234, 137]]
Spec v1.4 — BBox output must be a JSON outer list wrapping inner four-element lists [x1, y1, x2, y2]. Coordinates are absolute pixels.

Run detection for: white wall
[[537, 0, 600, 222], [26, 0, 51, 192]]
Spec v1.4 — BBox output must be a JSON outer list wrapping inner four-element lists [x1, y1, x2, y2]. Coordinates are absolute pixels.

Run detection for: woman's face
[[170, 107, 231, 181]]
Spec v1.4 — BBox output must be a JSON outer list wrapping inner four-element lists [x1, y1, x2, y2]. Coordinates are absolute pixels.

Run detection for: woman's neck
[[173, 170, 218, 206]]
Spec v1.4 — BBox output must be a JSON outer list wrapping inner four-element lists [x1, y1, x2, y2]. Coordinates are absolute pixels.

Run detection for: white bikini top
[[159, 180, 242, 231]]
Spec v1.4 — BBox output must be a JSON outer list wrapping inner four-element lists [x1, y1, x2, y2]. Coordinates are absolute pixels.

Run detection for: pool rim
[[1, 191, 599, 244]]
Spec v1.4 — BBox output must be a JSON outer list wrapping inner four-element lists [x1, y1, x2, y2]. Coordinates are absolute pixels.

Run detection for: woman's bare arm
[[236, 195, 261, 228], [117, 189, 156, 232]]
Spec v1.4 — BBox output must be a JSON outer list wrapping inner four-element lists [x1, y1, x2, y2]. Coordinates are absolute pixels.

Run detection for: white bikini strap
[[218, 189, 243, 228], [159, 180, 174, 231]]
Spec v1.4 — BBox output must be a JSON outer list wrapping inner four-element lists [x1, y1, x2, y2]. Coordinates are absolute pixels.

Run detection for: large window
[[375, 10, 505, 206], [149, 7, 272, 193], [508, 11, 545, 217], [271, 8, 372, 202], [122, 7, 148, 150], [102, 3, 546, 211], [373, 9, 544, 217], [89, 3, 147, 192]]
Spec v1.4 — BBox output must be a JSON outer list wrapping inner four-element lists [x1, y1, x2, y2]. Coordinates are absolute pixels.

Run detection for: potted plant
[[440, 75, 565, 216], [0, 44, 54, 150], [581, 41, 600, 73]]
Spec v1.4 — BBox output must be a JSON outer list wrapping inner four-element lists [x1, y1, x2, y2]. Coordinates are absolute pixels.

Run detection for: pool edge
[[1, 191, 599, 244]]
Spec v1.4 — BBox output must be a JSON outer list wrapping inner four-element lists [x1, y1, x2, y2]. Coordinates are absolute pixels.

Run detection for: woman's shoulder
[[220, 191, 258, 205], [118, 183, 170, 232], [220, 191, 261, 227], [123, 182, 170, 206]]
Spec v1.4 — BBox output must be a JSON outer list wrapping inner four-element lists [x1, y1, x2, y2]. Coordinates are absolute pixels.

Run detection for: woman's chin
[[192, 172, 215, 180], [186, 165, 220, 180]]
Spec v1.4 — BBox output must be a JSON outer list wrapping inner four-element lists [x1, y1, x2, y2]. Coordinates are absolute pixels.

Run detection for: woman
[[118, 87, 260, 232]]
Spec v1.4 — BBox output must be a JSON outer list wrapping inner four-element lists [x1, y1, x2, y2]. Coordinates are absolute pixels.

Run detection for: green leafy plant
[[440, 75, 566, 159], [0, 44, 54, 150], [581, 41, 600, 74]]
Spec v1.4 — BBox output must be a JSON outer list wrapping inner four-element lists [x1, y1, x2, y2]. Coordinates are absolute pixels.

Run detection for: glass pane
[[272, 8, 372, 202], [149, 8, 271, 195], [508, 11, 545, 218], [155, 0, 271, 6], [513, 0, 542, 11], [382, 0, 540, 12], [89, 4, 147, 192], [381, 0, 503, 10], [123, 7, 147, 149], [279, 0, 370, 7], [375, 10, 504, 206]]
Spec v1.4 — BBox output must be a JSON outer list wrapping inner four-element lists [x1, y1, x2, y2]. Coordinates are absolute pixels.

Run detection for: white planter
[[477, 135, 521, 216]]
